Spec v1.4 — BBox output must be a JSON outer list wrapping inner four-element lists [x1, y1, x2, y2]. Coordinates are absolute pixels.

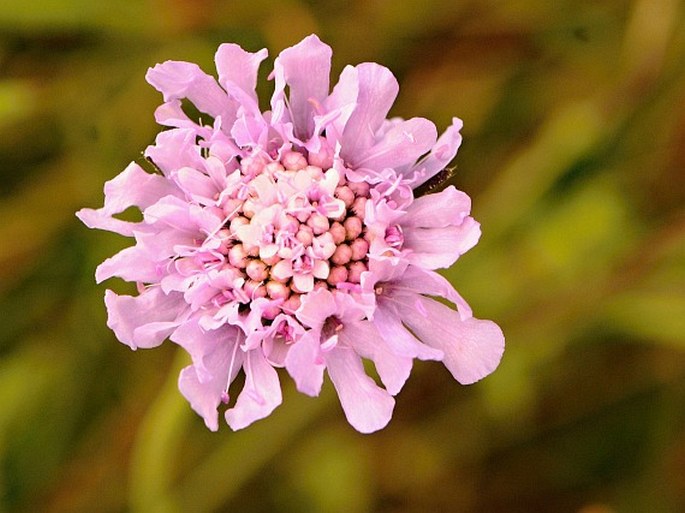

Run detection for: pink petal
[[215, 44, 268, 103], [284, 331, 325, 396], [339, 63, 399, 164], [135, 227, 195, 261], [76, 162, 179, 236], [395, 295, 504, 385], [272, 34, 332, 139], [178, 366, 221, 431], [144, 128, 205, 176], [153, 99, 198, 129], [339, 320, 413, 396], [323, 65, 359, 142], [143, 195, 200, 233], [175, 323, 244, 431], [171, 318, 243, 384], [396, 264, 473, 319], [76, 209, 139, 238], [356, 117, 437, 171], [145, 60, 233, 121], [371, 306, 443, 361], [403, 218, 481, 269], [104, 287, 185, 349], [403, 186, 471, 228], [325, 346, 395, 434], [410, 117, 463, 187], [174, 166, 219, 204], [225, 349, 283, 430], [295, 287, 337, 328], [95, 245, 161, 284]]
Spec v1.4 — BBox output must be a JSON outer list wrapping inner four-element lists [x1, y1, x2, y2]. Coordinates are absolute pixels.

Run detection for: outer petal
[[284, 331, 325, 396], [215, 44, 268, 102], [325, 347, 395, 433], [171, 318, 243, 383], [340, 320, 413, 396], [153, 99, 200, 130], [178, 366, 221, 431], [396, 264, 473, 319], [175, 322, 244, 431], [143, 195, 202, 234], [409, 117, 463, 186], [295, 287, 337, 329], [95, 245, 161, 284], [394, 295, 504, 384], [403, 218, 481, 269], [340, 63, 399, 165], [403, 186, 471, 228], [174, 166, 219, 205], [372, 306, 443, 361], [146, 60, 233, 121], [272, 34, 332, 139], [76, 162, 179, 236], [104, 287, 185, 349], [323, 65, 359, 143], [225, 349, 283, 430], [144, 128, 205, 176], [356, 118, 437, 171]]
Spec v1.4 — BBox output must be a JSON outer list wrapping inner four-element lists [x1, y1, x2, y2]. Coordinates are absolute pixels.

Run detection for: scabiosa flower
[[77, 35, 504, 434]]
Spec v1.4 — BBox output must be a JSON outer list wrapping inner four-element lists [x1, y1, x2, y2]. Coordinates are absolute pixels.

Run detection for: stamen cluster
[[209, 150, 372, 323]]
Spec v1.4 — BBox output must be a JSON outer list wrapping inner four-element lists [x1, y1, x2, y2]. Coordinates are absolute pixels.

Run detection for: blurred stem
[[173, 384, 335, 513], [129, 349, 192, 513], [478, 98, 607, 240]]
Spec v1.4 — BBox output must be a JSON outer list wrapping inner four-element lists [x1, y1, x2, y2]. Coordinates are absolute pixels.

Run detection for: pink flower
[[77, 35, 504, 434]]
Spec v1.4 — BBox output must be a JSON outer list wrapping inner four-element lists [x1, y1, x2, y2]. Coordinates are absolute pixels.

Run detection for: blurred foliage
[[1, 0, 684, 512]]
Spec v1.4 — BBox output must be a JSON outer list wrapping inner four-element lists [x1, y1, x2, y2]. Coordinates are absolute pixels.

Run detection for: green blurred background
[[1, 0, 684, 512]]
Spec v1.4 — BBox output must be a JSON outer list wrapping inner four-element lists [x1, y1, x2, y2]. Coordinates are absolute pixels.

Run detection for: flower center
[[211, 150, 371, 321]]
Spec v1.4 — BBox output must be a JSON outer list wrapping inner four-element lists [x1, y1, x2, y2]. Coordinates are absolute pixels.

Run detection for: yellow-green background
[[1, 1, 684, 512]]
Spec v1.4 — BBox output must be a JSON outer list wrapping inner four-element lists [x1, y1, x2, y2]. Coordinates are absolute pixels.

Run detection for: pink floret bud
[[246, 260, 268, 282], [262, 303, 282, 320], [264, 161, 284, 175], [327, 265, 348, 286], [349, 238, 369, 261], [330, 221, 346, 244], [335, 186, 355, 208], [307, 212, 330, 235], [351, 197, 367, 217], [347, 261, 367, 283], [307, 143, 333, 169], [305, 165, 324, 180], [348, 180, 370, 197], [244, 280, 267, 299], [242, 198, 257, 218], [222, 199, 242, 218], [281, 294, 301, 313], [282, 150, 308, 170], [228, 244, 248, 268], [313, 281, 329, 291], [217, 229, 232, 253], [344, 216, 363, 240], [331, 243, 352, 265], [241, 155, 266, 176], [266, 280, 290, 300], [230, 216, 249, 234], [271, 259, 293, 282], [296, 226, 314, 246]]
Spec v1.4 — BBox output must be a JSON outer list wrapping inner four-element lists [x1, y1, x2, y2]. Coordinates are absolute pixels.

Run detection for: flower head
[[77, 35, 504, 433]]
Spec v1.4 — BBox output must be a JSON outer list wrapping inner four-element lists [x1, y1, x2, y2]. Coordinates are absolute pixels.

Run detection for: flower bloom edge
[[77, 35, 504, 434]]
